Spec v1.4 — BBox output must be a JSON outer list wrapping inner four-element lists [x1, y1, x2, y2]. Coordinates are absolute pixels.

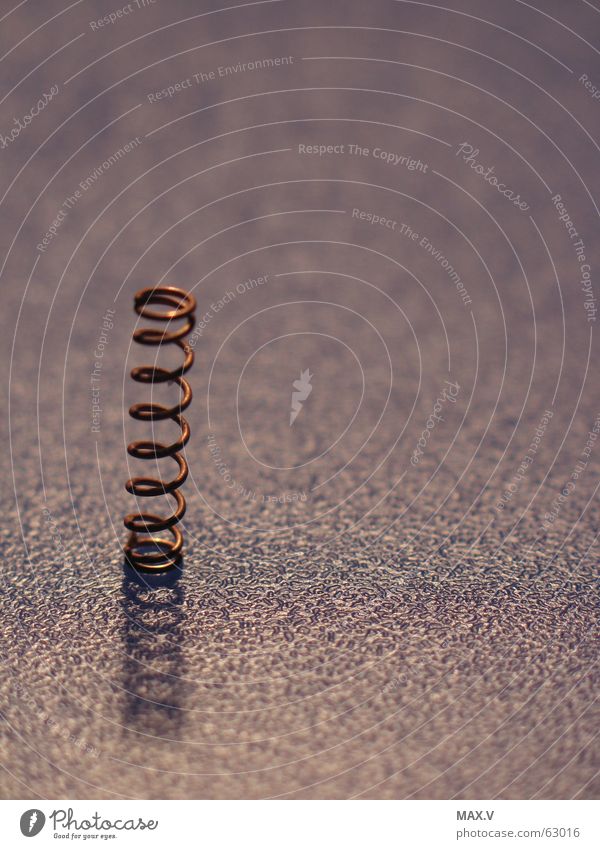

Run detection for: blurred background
[[0, 0, 598, 799]]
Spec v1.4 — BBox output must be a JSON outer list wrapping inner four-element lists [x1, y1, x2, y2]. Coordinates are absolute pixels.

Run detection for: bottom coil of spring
[[123, 519, 184, 571]]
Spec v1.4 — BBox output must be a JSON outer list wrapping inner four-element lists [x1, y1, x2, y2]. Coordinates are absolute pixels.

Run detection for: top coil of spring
[[133, 286, 197, 346]]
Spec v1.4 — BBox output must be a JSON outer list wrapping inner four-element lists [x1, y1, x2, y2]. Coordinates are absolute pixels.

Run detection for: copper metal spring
[[123, 286, 196, 570]]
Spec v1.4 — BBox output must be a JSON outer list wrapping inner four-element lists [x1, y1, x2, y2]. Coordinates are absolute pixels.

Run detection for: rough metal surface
[[1, 0, 598, 799]]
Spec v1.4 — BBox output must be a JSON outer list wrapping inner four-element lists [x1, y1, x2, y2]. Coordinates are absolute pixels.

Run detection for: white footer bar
[[1, 800, 598, 848]]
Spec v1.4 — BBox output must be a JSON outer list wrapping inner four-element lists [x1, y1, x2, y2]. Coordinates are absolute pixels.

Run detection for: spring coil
[[123, 286, 196, 570]]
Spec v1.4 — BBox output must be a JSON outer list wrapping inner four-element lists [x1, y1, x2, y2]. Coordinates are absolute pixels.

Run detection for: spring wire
[[123, 286, 196, 569]]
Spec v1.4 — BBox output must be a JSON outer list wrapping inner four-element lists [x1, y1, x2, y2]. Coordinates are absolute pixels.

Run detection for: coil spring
[[123, 286, 196, 570]]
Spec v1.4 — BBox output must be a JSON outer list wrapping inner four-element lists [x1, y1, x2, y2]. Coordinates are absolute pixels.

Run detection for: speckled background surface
[[1, 0, 599, 799]]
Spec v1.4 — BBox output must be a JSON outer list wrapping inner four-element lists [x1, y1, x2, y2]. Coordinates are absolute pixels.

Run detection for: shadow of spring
[[120, 561, 187, 734]]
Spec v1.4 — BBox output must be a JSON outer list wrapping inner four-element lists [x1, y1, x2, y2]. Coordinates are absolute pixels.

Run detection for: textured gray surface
[[1, 0, 599, 799]]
